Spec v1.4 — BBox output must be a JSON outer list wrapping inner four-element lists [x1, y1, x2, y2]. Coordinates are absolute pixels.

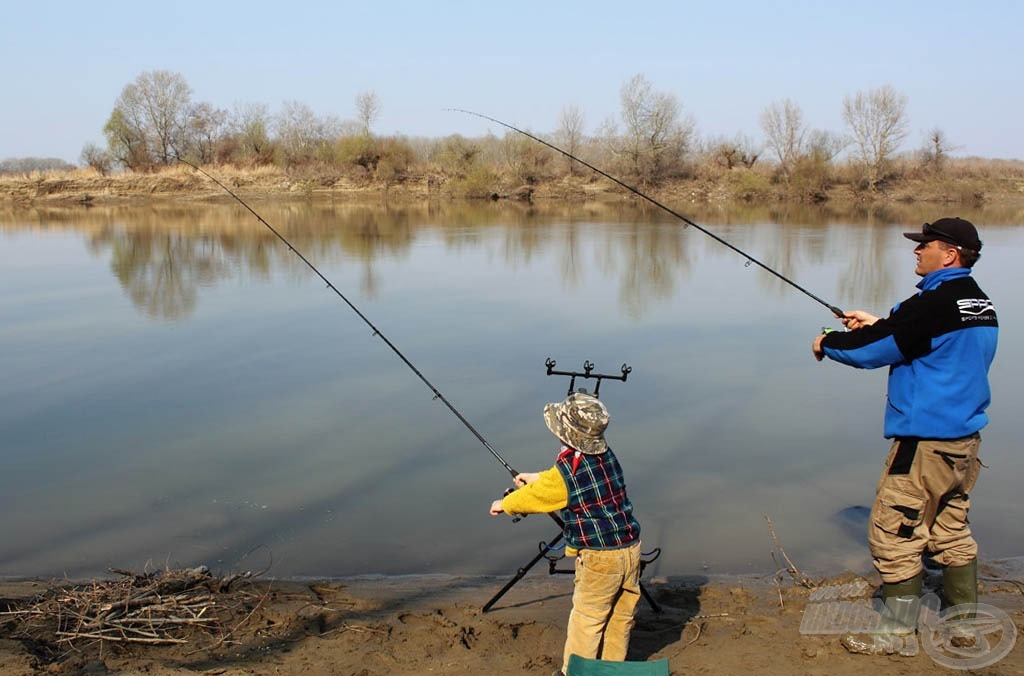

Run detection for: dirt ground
[[1, 562, 1021, 676]]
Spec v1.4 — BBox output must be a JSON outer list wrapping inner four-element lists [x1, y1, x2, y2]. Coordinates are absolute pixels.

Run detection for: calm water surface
[[1, 200, 1021, 580]]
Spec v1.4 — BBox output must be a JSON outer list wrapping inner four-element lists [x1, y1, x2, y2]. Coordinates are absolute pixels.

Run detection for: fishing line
[[450, 109, 845, 317], [181, 160, 657, 611], [177, 157, 521, 479]]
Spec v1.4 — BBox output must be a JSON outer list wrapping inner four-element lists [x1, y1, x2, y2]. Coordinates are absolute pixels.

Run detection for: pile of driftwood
[[2, 565, 260, 650]]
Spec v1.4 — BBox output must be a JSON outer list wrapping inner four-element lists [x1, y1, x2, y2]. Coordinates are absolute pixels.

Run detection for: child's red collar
[[558, 444, 583, 475]]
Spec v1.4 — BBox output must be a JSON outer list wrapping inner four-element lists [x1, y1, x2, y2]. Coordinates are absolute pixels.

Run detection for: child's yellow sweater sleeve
[[501, 467, 568, 514]]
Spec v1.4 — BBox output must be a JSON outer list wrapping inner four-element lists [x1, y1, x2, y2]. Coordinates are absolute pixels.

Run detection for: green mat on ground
[[566, 654, 670, 675]]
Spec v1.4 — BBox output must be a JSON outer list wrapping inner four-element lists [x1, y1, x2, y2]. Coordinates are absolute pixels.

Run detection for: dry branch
[[1, 565, 257, 651], [763, 514, 817, 589]]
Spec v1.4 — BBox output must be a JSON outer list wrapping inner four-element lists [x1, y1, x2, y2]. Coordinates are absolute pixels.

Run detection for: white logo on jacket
[[957, 298, 995, 316]]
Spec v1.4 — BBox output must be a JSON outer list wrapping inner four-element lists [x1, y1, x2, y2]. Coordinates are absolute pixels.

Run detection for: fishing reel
[[501, 486, 526, 523]]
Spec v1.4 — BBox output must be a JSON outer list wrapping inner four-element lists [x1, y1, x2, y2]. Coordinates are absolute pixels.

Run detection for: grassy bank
[[2, 159, 1024, 209]]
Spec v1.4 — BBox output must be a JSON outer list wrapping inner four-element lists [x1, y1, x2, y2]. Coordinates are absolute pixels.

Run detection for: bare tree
[[919, 127, 958, 174], [230, 102, 273, 165], [274, 101, 341, 165], [184, 102, 228, 164], [105, 70, 194, 169], [760, 98, 806, 176], [787, 129, 847, 201], [355, 91, 381, 136], [707, 134, 761, 169], [616, 74, 694, 185], [805, 129, 847, 163], [501, 131, 552, 184], [842, 85, 909, 188], [80, 143, 113, 175], [556, 104, 586, 176]]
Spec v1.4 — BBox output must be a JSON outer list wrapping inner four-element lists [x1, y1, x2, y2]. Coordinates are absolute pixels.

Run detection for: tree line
[[0, 157, 75, 174], [6, 70, 974, 200]]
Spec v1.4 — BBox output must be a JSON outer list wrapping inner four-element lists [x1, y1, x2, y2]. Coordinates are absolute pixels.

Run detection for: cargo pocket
[[873, 486, 926, 540], [964, 455, 982, 494]]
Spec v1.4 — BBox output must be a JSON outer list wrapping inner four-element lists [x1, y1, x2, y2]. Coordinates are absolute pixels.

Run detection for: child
[[489, 392, 642, 675]]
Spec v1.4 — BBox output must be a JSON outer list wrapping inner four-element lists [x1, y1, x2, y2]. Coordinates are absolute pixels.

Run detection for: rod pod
[[483, 359, 661, 614], [545, 358, 631, 397]]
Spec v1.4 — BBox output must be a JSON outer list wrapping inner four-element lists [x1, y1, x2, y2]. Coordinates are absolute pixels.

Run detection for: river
[[1, 198, 1021, 580]]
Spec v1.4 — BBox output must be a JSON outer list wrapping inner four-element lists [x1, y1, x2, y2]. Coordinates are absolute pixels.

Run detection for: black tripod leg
[[482, 532, 564, 613], [639, 581, 661, 613], [637, 551, 662, 613]]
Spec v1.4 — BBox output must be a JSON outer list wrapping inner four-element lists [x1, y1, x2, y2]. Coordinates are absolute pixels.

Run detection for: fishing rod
[[181, 159, 660, 612], [450, 109, 845, 317], [176, 157, 521, 480]]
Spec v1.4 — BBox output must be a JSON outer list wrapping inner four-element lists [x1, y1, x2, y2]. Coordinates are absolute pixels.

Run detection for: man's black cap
[[903, 217, 982, 251]]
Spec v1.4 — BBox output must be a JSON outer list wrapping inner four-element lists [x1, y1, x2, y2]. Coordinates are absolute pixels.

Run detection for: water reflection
[[613, 222, 692, 317], [5, 199, 1019, 321], [91, 230, 229, 319], [836, 220, 896, 308]]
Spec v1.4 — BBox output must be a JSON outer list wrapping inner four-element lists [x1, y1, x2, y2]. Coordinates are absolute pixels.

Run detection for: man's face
[[914, 239, 956, 276]]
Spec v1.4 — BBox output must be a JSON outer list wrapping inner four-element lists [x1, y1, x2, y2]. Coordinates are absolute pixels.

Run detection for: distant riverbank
[[3, 164, 1023, 209]]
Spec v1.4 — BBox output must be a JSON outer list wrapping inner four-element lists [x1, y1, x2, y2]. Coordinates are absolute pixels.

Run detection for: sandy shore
[[2, 560, 1022, 675]]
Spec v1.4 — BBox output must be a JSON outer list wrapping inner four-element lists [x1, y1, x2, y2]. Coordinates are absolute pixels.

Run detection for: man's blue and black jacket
[[821, 267, 998, 439]]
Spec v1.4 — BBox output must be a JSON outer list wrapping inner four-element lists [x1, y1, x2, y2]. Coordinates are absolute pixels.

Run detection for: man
[[812, 217, 998, 654]]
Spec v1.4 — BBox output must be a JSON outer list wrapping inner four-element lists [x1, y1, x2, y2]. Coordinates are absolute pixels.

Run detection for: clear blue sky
[[4, 0, 1021, 164]]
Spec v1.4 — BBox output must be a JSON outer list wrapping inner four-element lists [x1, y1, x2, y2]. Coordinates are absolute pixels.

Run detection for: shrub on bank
[[3, 148, 1022, 206]]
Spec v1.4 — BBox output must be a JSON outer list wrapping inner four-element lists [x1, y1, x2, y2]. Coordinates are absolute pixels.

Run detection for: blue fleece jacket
[[821, 267, 998, 439]]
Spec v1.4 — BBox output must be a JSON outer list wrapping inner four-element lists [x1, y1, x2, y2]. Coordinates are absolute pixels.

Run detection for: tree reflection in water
[[3, 198, 1020, 322]]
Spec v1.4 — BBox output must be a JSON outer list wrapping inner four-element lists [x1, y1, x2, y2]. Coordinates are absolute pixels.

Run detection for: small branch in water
[[764, 514, 817, 589], [771, 570, 785, 609]]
